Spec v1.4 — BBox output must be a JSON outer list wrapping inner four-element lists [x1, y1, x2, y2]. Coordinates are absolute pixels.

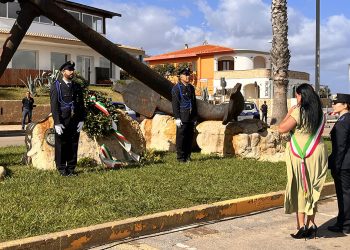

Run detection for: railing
[[0, 68, 45, 86]]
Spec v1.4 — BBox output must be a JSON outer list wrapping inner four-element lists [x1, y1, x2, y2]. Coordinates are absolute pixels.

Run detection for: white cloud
[[88, 0, 350, 93], [90, 0, 206, 55]]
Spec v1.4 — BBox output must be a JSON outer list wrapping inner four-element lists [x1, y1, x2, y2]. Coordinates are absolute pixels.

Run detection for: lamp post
[[348, 64, 350, 93], [315, 0, 320, 94]]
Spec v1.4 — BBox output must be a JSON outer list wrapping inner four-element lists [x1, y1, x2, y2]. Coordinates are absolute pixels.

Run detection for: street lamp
[[315, 0, 320, 94]]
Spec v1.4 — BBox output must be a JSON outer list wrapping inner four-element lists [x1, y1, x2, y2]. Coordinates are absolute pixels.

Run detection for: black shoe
[[327, 224, 343, 233], [67, 171, 78, 176], [305, 224, 318, 239], [59, 171, 68, 176], [291, 225, 308, 239]]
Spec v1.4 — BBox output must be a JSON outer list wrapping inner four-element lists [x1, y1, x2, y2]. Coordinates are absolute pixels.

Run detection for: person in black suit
[[21, 91, 35, 130], [171, 67, 197, 162], [50, 61, 86, 176], [328, 93, 350, 233]]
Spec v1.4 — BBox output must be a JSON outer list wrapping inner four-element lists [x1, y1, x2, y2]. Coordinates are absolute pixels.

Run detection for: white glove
[[54, 124, 65, 135], [175, 119, 183, 128], [77, 121, 84, 132]]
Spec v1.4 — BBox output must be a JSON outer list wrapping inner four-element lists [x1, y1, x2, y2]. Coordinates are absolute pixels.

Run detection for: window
[[100, 57, 115, 78], [82, 14, 93, 29], [0, 3, 6, 17], [67, 9, 80, 21], [82, 13, 103, 33], [8, 1, 20, 19], [218, 60, 234, 71], [93, 16, 102, 33], [12, 50, 37, 69], [51, 52, 69, 70]]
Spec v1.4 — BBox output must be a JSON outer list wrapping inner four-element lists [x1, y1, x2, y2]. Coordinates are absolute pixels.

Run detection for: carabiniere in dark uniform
[[50, 61, 86, 176], [328, 93, 350, 233], [171, 68, 198, 162]]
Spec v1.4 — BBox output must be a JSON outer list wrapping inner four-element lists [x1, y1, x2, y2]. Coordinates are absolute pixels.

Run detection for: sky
[[74, 0, 350, 94]]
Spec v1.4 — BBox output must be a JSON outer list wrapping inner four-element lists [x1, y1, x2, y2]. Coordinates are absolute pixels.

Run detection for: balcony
[[214, 69, 309, 81]]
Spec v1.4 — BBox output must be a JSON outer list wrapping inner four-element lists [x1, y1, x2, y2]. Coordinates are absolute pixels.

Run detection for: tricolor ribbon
[[99, 144, 123, 168], [89, 96, 140, 167], [289, 114, 326, 195]]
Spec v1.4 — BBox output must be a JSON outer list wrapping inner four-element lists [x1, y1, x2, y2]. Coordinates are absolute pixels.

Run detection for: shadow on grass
[[0, 152, 26, 167]]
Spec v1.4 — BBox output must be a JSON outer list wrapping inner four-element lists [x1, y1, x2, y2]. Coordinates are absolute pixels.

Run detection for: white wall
[[11, 41, 120, 83], [214, 52, 270, 71], [214, 77, 309, 99]]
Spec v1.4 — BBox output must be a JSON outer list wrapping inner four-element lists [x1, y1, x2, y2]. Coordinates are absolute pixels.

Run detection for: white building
[[0, 0, 145, 86], [213, 49, 309, 99]]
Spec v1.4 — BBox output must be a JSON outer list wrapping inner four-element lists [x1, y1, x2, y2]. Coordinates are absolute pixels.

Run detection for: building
[[144, 44, 309, 99], [0, 0, 145, 86]]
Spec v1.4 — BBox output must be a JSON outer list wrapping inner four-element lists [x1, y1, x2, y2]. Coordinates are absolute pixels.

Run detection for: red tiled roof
[[145, 44, 234, 61]]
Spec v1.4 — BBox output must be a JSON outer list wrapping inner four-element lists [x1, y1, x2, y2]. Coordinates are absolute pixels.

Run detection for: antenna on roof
[[203, 40, 208, 45], [184, 43, 189, 49]]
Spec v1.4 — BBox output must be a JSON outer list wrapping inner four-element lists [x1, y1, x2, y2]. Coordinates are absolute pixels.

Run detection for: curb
[[0, 182, 335, 250], [0, 130, 25, 137]]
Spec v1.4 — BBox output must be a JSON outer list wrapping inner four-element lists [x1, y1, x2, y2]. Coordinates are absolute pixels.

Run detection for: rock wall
[[0, 100, 50, 124], [140, 115, 287, 162], [197, 120, 288, 162], [27, 110, 146, 170], [140, 114, 177, 152]]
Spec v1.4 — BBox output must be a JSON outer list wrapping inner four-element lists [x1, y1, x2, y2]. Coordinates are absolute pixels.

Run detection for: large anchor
[[0, 0, 244, 124]]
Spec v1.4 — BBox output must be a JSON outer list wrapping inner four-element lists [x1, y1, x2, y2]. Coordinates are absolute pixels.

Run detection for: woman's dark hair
[[295, 83, 323, 134]]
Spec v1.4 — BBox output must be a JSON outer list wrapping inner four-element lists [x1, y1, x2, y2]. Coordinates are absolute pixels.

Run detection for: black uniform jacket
[[329, 112, 350, 172], [171, 82, 198, 123], [50, 78, 86, 126]]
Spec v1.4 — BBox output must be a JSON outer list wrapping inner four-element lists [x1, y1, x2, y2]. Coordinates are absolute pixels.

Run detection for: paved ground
[[0, 125, 25, 147], [0, 136, 24, 147], [92, 197, 350, 250]]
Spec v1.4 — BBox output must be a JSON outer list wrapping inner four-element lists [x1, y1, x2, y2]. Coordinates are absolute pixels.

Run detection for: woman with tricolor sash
[[278, 83, 328, 239]]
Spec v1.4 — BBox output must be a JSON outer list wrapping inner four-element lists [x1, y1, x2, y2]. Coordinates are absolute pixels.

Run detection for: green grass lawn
[[0, 85, 122, 104], [0, 141, 333, 242]]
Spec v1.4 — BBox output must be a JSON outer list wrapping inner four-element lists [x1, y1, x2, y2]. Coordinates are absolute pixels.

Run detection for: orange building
[[144, 44, 234, 94], [145, 44, 309, 99]]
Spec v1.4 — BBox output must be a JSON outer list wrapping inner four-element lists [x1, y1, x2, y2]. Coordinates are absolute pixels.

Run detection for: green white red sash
[[89, 96, 140, 167], [290, 114, 325, 195]]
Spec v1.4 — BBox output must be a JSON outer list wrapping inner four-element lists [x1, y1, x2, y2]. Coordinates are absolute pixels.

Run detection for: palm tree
[[270, 0, 290, 124]]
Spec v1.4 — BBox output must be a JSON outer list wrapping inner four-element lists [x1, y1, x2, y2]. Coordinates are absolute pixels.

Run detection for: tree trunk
[[270, 0, 290, 125]]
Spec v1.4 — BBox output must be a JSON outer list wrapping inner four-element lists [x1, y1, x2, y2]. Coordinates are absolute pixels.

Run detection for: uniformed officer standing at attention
[[171, 67, 197, 162], [328, 93, 350, 233], [50, 61, 86, 176]]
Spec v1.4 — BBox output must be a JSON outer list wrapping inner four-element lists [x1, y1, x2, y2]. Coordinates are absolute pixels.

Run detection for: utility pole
[[315, 0, 320, 94]]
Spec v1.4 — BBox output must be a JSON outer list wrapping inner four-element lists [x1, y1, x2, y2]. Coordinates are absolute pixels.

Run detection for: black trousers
[[176, 122, 194, 161], [262, 113, 267, 123], [332, 169, 350, 230], [55, 122, 80, 175]]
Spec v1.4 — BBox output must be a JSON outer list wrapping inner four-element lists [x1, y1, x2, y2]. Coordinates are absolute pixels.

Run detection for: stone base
[[26, 111, 146, 170], [197, 119, 288, 162], [140, 114, 177, 152]]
